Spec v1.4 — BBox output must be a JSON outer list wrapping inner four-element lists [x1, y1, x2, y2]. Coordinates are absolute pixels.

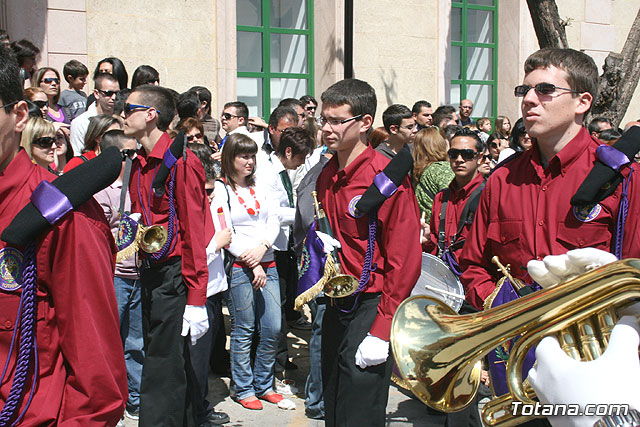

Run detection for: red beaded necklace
[[234, 187, 260, 216]]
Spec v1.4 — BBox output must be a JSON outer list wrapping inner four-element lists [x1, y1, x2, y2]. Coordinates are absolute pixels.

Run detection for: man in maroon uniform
[[0, 43, 127, 425], [425, 128, 485, 266], [123, 85, 216, 426], [315, 79, 421, 426]]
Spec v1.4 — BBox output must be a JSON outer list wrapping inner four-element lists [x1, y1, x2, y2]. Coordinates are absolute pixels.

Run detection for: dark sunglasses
[[514, 83, 580, 97], [98, 89, 118, 97], [305, 105, 316, 111], [206, 188, 214, 196], [221, 112, 240, 120], [123, 103, 158, 115], [482, 154, 492, 161], [489, 142, 498, 149], [447, 148, 479, 161], [186, 133, 203, 142], [42, 77, 59, 84], [32, 136, 57, 149], [33, 100, 48, 109]]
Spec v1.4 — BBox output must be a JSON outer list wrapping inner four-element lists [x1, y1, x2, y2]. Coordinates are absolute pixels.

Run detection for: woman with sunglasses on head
[[211, 133, 288, 411], [32, 67, 71, 125], [24, 87, 49, 119], [20, 116, 61, 174], [63, 114, 122, 173]]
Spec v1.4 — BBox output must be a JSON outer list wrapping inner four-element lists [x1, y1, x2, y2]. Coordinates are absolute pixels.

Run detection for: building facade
[[3, 0, 639, 126]]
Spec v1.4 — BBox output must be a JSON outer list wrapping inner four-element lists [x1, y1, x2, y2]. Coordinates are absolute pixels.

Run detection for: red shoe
[[237, 397, 263, 410], [259, 392, 284, 404]]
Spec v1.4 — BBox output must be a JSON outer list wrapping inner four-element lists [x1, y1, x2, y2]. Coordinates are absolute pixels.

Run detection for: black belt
[[318, 291, 381, 307]]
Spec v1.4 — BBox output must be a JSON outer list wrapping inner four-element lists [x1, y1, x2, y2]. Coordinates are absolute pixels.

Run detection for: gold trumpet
[[390, 258, 640, 427], [311, 191, 359, 298], [138, 225, 168, 253], [116, 215, 169, 262]]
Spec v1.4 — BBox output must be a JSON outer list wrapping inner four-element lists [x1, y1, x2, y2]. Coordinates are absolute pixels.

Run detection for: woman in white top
[[212, 133, 284, 410]]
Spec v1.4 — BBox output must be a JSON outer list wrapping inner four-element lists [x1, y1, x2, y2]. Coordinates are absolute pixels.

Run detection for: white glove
[[355, 333, 389, 369], [181, 305, 209, 345], [129, 212, 142, 222], [527, 248, 618, 288], [316, 231, 341, 255], [528, 316, 640, 427]]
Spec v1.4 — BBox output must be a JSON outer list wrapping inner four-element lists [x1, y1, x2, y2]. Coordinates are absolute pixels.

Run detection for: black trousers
[[274, 249, 298, 373], [139, 258, 197, 427], [423, 397, 481, 427], [322, 294, 393, 427]]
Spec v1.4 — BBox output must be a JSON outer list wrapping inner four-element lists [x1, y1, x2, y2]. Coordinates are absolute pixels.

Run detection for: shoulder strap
[[79, 155, 89, 163], [450, 180, 486, 249], [216, 178, 235, 232], [437, 189, 450, 254], [416, 177, 435, 200]]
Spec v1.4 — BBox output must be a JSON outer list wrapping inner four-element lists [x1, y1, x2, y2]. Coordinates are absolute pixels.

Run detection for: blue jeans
[[114, 276, 145, 412], [305, 298, 325, 418], [226, 265, 281, 401]]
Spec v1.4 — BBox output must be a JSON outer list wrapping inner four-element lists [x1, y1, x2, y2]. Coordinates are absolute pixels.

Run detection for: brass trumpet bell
[[139, 225, 168, 254], [390, 259, 640, 420], [323, 273, 360, 298]]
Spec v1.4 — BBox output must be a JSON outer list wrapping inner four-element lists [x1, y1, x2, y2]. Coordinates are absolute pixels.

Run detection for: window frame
[[237, 0, 314, 118], [451, 0, 498, 121]]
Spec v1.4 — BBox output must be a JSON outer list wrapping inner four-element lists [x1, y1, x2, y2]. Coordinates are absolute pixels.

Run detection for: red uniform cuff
[[369, 315, 391, 342]]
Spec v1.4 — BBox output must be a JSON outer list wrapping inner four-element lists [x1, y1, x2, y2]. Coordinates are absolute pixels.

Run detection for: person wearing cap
[[122, 85, 216, 426], [315, 78, 421, 426], [0, 43, 126, 425]]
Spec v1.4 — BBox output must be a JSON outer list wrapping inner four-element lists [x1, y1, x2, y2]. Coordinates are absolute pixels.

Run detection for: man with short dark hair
[[432, 105, 458, 129], [278, 98, 306, 126], [377, 104, 417, 159], [220, 101, 263, 147], [123, 85, 218, 426], [316, 79, 421, 426], [457, 98, 474, 127], [0, 42, 127, 425], [300, 95, 318, 119], [587, 116, 613, 139], [70, 72, 120, 155], [412, 100, 433, 130]]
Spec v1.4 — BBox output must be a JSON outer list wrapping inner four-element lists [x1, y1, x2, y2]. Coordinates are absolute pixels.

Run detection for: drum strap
[[437, 180, 486, 255]]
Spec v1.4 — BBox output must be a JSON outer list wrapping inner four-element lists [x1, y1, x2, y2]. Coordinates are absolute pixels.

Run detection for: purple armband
[[597, 144, 630, 172], [30, 181, 73, 225], [373, 172, 397, 197]]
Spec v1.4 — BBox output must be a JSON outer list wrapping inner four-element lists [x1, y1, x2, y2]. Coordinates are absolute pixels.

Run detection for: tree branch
[[526, 0, 569, 48]]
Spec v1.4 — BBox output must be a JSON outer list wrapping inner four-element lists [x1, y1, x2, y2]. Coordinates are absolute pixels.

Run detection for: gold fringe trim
[[115, 227, 143, 263], [483, 276, 506, 311], [294, 253, 336, 311]]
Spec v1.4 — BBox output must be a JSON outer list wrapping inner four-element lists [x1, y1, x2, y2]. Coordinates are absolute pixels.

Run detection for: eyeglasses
[[33, 100, 48, 109], [221, 112, 240, 120], [460, 105, 473, 110], [0, 100, 18, 110], [186, 133, 203, 142], [482, 153, 492, 161], [305, 105, 316, 111], [319, 114, 363, 128], [514, 83, 581, 97], [42, 77, 59, 84], [123, 103, 158, 115], [489, 142, 498, 149], [32, 136, 59, 149], [447, 148, 479, 161], [97, 89, 118, 97]]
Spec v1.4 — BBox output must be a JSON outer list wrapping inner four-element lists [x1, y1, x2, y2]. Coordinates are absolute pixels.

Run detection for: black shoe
[[305, 409, 325, 420], [201, 410, 230, 426]]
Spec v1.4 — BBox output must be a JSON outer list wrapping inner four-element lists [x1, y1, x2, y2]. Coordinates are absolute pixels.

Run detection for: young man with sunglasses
[[0, 42, 127, 425], [69, 72, 120, 155], [460, 48, 640, 426], [122, 85, 224, 426], [219, 101, 263, 148], [424, 128, 486, 270], [315, 79, 421, 426]]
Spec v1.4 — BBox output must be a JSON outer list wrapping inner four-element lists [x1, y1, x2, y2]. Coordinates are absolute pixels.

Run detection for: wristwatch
[[594, 409, 640, 427]]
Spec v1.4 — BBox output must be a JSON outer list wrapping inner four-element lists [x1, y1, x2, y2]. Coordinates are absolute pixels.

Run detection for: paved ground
[[121, 307, 469, 426]]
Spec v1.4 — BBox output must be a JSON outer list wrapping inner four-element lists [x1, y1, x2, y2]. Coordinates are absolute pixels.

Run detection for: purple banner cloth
[[486, 278, 540, 396], [373, 172, 397, 198], [296, 221, 327, 297], [597, 144, 630, 171], [30, 181, 73, 225], [162, 149, 178, 169]]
